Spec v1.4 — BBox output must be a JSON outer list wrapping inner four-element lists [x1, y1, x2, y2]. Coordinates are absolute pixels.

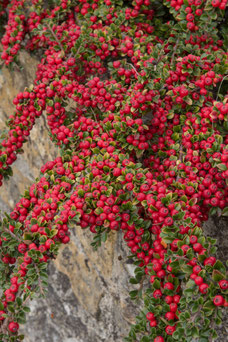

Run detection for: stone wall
[[0, 50, 227, 342]]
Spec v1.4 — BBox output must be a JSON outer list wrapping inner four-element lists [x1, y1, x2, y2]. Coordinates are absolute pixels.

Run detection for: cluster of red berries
[[0, 0, 227, 341], [166, 0, 227, 18], [0, 0, 9, 16], [1, 0, 26, 65]]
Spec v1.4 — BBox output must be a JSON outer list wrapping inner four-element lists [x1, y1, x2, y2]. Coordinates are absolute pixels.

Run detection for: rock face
[[0, 50, 139, 342], [0, 50, 57, 213], [20, 233, 139, 342], [0, 50, 227, 342]]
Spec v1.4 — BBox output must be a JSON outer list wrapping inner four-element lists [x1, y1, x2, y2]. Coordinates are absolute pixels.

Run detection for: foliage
[[0, 0, 227, 341]]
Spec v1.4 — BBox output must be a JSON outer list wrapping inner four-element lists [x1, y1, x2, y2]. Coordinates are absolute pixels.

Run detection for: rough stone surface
[[204, 218, 228, 341], [0, 50, 57, 213], [0, 50, 227, 342], [21, 234, 140, 342]]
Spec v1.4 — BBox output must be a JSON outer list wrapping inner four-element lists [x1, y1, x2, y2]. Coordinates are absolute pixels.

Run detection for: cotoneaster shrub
[[0, 0, 227, 341]]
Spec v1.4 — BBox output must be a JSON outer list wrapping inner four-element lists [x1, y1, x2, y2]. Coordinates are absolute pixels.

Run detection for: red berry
[[195, 276, 203, 286], [18, 243, 27, 254], [170, 303, 178, 312], [165, 311, 175, 320], [193, 265, 201, 274], [199, 283, 209, 294], [213, 295, 225, 306], [149, 320, 157, 327], [164, 282, 174, 290], [8, 321, 19, 333], [146, 312, 155, 321], [154, 337, 164, 342], [0, 311, 6, 321], [173, 295, 180, 304], [153, 289, 162, 298], [219, 280, 228, 290], [165, 325, 176, 335], [204, 257, 216, 266], [45, 239, 54, 249], [193, 243, 202, 253], [165, 295, 173, 304]]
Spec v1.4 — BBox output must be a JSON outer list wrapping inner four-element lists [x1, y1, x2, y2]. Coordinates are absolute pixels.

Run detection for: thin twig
[[0, 316, 10, 335], [90, 107, 98, 123], [176, 143, 183, 181], [22, 291, 33, 306], [126, 63, 139, 76], [2, 226, 22, 243], [138, 275, 146, 294], [190, 305, 203, 323], [216, 74, 228, 101], [171, 38, 180, 66], [46, 23, 64, 53], [34, 264, 45, 296], [174, 255, 189, 261]]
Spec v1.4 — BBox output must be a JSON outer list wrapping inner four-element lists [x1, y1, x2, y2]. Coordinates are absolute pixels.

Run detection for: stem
[[46, 23, 64, 53], [22, 291, 33, 306], [90, 108, 98, 123], [171, 38, 180, 66], [174, 255, 189, 261], [190, 305, 203, 323], [2, 226, 22, 243], [34, 264, 45, 296], [0, 316, 10, 335], [126, 63, 139, 76], [176, 127, 183, 181], [137, 275, 146, 296], [208, 319, 216, 342], [216, 74, 228, 101]]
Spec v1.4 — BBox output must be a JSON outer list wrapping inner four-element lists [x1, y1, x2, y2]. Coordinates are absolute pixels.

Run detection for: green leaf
[[78, 189, 84, 198], [39, 236, 47, 244], [181, 264, 193, 275], [129, 290, 138, 299], [130, 278, 139, 285], [217, 163, 227, 171], [17, 317, 26, 324], [212, 269, 225, 281], [172, 133, 180, 141], [140, 337, 150, 342], [49, 229, 58, 238], [189, 198, 197, 206], [172, 331, 180, 340], [153, 279, 161, 289], [192, 326, 199, 337], [149, 205, 158, 211], [23, 233, 33, 241], [185, 311, 190, 319], [0, 154, 7, 163], [16, 297, 22, 306], [203, 300, 214, 311], [101, 231, 108, 243], [221, 207, 228, 216], [192, 302, 199, 313], [213, 260, 226, 274], [7, 305, 15, 313], [180, 195, 188, 203]]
